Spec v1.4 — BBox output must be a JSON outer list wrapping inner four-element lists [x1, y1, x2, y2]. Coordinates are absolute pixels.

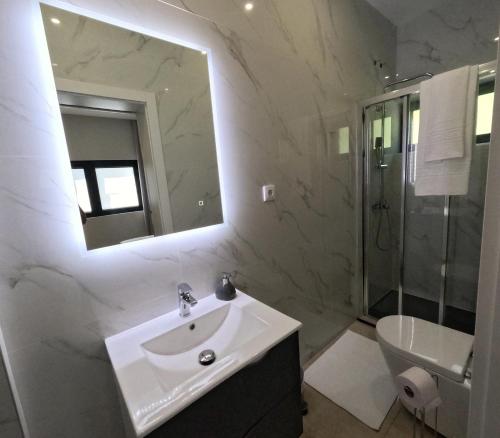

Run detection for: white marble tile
[[8, 341, 124, 438], [396, 0, 500, 78]]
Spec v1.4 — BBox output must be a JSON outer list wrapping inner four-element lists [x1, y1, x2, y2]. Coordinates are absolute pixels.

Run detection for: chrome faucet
[[177, 283, 197, 317]]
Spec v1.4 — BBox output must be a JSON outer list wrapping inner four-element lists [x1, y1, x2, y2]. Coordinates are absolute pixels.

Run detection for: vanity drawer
[[244, 389, 302, 438], [147, 332, 302, 438]]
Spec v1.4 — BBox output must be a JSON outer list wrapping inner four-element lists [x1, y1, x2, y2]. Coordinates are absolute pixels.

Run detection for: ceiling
[[364, 0, 448, 26]]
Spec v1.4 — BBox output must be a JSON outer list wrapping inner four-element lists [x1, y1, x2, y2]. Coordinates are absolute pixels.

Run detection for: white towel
[[415, 65, 478, 196], [421, 66, 474, 162]]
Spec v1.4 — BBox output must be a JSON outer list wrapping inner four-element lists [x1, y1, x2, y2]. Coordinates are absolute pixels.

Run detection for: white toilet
[[376, 315, 474, 438]]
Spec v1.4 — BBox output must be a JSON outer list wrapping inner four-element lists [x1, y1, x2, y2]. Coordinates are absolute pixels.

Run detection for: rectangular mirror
[[40, 4, 223, 250]]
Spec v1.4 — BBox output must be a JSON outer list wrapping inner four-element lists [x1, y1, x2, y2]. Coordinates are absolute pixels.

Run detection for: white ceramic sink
[[105, 291, 301, 437]]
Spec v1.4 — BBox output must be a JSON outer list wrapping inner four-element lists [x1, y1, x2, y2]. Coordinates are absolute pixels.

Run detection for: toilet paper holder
[[396, 367, 440, 438], [412, 404, 438, 438], [414, 374, 439, 438], [408, 375, 439, 438]]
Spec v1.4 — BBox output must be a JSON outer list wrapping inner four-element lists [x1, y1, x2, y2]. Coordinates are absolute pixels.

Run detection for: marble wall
[[396, 0, 500, 77], [0, 0, 395, 436]]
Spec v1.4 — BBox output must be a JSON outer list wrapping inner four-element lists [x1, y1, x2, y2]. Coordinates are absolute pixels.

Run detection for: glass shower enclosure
[[362, 63, 496, 334]]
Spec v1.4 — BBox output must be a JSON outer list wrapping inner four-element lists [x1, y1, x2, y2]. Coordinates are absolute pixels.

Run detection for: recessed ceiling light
[[494, 36, 499, 42], [244, 2, 254, 11], [164, 88, 169, 92], [50, 17, 61, 25], [384, 75, 390, 79]]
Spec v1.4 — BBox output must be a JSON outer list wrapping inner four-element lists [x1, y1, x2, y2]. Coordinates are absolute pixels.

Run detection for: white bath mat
[[304, 329, 397, 430]]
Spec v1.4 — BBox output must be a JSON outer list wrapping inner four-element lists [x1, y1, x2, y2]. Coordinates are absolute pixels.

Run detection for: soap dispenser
[[215, 273, 237, 301]]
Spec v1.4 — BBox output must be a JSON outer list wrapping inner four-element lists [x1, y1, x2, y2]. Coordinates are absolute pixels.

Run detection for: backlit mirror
[[41, 4, 223, 250]]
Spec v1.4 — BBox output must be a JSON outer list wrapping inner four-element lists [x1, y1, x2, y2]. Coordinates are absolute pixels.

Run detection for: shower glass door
[[403, 86, 492, 333], [401, 93, 443, 324], [363, 66, 494, 333], [364, 97, 405, 319]]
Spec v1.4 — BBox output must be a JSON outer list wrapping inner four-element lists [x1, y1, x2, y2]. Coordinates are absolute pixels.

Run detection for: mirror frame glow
[[38, 0, 227, 253]]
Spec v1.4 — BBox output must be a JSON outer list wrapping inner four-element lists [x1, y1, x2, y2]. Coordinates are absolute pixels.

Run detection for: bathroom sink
[[141, 302, 268, 356], [105, 291, 301, 437]]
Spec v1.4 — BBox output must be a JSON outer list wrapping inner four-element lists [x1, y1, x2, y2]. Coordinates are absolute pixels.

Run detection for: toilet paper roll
[[396, 367, 442, 410]]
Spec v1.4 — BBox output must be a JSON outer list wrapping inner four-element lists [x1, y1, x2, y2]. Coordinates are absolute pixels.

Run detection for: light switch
[[262, 184, 276, 202]]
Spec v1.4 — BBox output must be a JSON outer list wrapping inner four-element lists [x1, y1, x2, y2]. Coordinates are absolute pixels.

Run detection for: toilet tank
[[378, 330, 471, 438]]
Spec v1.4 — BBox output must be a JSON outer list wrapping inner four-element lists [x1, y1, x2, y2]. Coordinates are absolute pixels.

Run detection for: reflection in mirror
[[40, 4, 223, 250]]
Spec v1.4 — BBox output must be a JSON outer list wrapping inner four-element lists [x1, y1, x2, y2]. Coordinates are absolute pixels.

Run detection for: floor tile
[[349, 319, 377, 341]]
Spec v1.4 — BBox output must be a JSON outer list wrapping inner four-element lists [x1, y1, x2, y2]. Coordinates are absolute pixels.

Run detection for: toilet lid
[[376, 315, 474, 382]]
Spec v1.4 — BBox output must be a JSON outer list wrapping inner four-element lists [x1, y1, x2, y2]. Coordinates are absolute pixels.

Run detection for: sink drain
[[199, 349, 216, 366]]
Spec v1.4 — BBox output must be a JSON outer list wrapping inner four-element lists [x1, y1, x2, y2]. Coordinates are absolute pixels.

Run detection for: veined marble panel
[[0, 0, 395, 436], [396, 0, 500, 78]]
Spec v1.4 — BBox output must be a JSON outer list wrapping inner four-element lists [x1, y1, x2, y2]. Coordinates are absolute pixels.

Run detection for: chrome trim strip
[[439, 196, 450, 324], [399, 96, 409, 315], [362, 107, 370, 316]]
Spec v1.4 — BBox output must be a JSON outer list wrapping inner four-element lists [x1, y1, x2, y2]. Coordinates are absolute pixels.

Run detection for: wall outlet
[[262, 184, 276, 202]]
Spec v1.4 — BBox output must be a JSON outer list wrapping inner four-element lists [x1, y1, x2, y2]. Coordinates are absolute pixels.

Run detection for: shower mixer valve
[[372, 201, 390, 210]]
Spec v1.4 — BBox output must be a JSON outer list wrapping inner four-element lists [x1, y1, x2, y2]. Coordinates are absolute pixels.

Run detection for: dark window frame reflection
[[71, 160, 143, 218]]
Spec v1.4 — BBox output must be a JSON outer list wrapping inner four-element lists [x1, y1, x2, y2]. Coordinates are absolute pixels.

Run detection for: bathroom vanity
[[146, 332, 301, 437], [105, 292, 303, 437]]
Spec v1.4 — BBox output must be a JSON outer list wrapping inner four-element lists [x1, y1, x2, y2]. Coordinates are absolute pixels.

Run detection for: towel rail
[[384, 73, 433, 92]]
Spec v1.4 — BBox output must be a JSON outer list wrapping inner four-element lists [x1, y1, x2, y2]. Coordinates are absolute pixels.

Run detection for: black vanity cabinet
[[146, 332, 302, 438]]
